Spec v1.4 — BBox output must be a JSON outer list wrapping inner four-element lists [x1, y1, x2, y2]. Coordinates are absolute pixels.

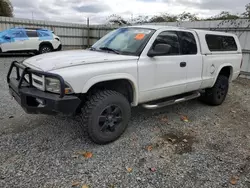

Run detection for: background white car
[[0, 27, 62, 54]]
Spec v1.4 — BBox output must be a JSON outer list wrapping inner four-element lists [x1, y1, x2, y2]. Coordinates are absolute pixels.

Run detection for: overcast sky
[[10, 0, 249, 24]]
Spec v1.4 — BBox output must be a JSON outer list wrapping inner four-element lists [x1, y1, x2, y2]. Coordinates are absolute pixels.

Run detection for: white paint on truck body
[[23, 25, 242, 106]]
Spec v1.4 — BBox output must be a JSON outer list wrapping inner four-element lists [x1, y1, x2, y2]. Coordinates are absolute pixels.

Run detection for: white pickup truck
[[7, 25, 242, 144]]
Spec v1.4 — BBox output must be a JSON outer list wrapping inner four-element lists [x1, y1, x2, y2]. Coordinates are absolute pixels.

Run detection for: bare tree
[[178, 12, 199, 21], [242, 3, 250, 18], [0, 0, 13, 17], [106, 14, 129, 26], [131, 15, 149, 24], [149, 13, 178, 23], [106, 3, 250, 26], [205, 11, 240, 20]]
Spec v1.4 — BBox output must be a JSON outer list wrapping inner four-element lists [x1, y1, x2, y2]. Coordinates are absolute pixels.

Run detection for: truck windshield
[[91, 28, 154, 56]]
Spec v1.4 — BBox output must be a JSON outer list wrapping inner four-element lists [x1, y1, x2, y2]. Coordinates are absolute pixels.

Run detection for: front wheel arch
[[82, 75, 139, 106]]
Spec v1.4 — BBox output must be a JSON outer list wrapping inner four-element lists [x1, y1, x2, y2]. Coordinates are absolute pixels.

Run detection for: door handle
[[180, 62, 186, 67]]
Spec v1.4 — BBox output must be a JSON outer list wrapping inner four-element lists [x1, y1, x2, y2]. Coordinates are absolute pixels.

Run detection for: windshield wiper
[[99, 47, 120, 54]]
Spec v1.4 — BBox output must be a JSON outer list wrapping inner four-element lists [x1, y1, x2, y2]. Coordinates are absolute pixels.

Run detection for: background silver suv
[[0, 27, 62, 54]]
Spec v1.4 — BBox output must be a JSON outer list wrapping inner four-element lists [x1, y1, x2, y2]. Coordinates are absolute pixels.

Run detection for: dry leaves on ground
[[110, 184, 115, 188], [72, 181, 81, 187], [126, 167, 133, 173], [230, 176, 239, 185], [160, 117, 168, 123], [75, 151, 93, 159], [149, 167, 157, 172], [83, 152, 93, 159], [180, 115, 189, 122], [82, 184, 89, 188], [147, 145, 153, 151]]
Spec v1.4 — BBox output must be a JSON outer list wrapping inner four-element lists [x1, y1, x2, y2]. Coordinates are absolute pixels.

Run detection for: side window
[[178, 31, 197, 55], [37, 31, 50, 37], [26, 31, 38, 38], [152, 31, 180, 55], [205, 34, 237, 51], [11, 31, 26, 38]]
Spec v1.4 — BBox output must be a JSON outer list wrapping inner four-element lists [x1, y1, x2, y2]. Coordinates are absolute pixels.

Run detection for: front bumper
[[7, 61, 81, 115]]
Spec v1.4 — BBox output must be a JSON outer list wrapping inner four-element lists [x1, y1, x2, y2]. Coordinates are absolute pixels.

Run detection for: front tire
[[200, 75, 229, 106], [81, 90, 131, 144]]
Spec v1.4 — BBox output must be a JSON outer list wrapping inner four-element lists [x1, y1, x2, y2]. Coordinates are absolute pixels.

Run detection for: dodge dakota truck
[[7, 25, 242, 144]]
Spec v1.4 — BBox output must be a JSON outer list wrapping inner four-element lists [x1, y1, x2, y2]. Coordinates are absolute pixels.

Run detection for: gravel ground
[[0, 56, 250, 188]]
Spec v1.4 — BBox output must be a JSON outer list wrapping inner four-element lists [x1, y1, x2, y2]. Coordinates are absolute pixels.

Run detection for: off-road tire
[[200, 75, 229, 106], [81, 90, 131, 144]]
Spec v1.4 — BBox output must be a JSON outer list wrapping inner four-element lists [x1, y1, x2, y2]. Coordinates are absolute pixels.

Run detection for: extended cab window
[[152, 31, 180, 55], [26, 31, 38, 38], [178, 31, 197, 55], [206, 34, 237, 51]]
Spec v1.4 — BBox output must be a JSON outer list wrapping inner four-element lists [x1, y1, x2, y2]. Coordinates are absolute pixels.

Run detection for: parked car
[[0, 27, 62, 54], [7, 25, 242, 144]]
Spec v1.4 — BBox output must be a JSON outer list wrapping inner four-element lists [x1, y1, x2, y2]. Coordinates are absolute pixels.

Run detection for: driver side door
[[138, 30, 187, 103]]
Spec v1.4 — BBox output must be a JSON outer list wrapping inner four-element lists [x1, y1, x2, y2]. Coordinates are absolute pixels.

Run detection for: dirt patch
[[161, 131, 196, 154]]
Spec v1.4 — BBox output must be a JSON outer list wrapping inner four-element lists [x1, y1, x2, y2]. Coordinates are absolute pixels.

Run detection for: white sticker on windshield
[[133, 29, 151, 34]]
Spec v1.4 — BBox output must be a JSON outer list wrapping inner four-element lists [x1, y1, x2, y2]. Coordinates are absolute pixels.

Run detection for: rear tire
[[81, 90, 131, 144], [200, 75, 229, 106], [39, 45, 52, 54]]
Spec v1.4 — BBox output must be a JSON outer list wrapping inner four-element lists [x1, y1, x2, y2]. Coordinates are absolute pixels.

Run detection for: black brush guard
[[7, 61, 81, 115]]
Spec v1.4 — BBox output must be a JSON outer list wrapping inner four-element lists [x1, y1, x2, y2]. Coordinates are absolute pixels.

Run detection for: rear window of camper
[[205, 34, 237, 51]]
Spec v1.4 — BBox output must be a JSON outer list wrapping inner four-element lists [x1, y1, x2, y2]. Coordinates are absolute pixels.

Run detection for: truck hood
[[23, 50, 138, 71]]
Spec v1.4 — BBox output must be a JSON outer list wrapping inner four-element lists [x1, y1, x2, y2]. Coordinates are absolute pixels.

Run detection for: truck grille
[[24, 73, 45, 91], [31, 74, 45, 91]]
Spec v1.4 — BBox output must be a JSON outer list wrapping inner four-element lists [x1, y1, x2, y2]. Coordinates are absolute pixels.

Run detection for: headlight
[[45, 77, 74, 94]]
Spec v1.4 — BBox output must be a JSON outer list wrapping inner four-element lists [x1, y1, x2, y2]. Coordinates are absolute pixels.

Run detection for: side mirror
[[147, 43, 171, 57]]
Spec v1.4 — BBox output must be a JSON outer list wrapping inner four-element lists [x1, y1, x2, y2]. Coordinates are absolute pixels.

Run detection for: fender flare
[[212, 63, 233, 86], [82, 73, 139, 106]]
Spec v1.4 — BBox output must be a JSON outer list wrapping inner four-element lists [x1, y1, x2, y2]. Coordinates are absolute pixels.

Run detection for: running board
[[142, 92, 201, 110]]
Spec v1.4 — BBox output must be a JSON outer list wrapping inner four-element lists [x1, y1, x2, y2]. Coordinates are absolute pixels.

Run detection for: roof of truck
[[128, 25, 184, 30], [192, 28, 237, 37], [128, 25, 237, 37]]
